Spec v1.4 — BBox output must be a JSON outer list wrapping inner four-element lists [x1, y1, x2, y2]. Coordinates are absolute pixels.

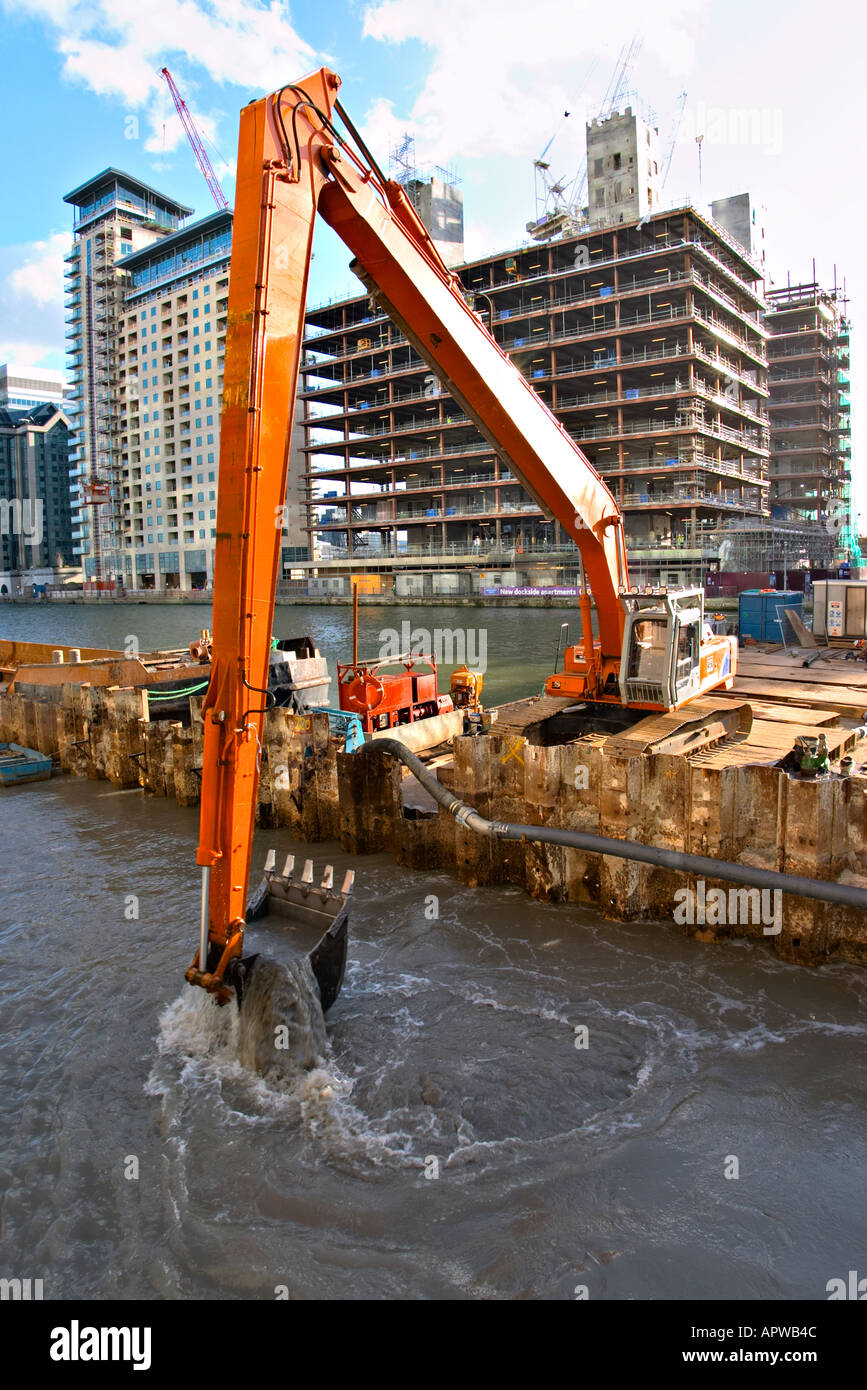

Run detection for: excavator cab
[[620, 588, 734, 709]]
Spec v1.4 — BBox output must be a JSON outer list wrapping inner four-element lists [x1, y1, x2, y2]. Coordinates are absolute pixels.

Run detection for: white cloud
[[6, 0, 319, 153], [362, 0, 712, 166], [8, 233, 69, 308]]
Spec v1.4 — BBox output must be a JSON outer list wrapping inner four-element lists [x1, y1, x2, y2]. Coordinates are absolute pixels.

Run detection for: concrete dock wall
[[2, 682, 865, 965]]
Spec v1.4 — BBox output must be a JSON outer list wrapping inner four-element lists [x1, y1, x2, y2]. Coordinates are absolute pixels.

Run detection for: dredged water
[[2, 774, 867, 1300]]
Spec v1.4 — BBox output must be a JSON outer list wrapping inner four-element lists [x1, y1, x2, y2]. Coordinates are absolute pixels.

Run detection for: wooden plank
[[727, 677, 867, 715], [739, 699, 838, 725], [737, 658, 867, 689]]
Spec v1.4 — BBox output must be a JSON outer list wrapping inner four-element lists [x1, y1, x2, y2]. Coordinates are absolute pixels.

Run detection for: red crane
[[160, 67, 229, 211]]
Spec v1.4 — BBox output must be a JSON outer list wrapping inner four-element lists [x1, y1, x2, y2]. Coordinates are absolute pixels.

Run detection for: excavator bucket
[[242, 853, 354, 1012]]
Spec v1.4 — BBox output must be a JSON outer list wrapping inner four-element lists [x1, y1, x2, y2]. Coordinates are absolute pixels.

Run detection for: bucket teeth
[[259, 854, 353, 901]]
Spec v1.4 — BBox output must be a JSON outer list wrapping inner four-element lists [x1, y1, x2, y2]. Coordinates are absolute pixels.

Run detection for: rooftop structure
[[0, 364, 65, 410]]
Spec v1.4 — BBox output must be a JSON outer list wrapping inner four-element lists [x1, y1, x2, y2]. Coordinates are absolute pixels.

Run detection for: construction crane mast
[[160, 67, 229, 211]]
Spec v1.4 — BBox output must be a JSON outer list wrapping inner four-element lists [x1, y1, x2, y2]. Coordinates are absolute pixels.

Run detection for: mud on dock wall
[[338, 731, 867, 967], [0, 682, 340, 839], [3, 682, 866, 965]]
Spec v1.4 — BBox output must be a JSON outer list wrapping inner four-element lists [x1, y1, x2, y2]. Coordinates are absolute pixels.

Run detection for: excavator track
[[601, 700, 753, 758]]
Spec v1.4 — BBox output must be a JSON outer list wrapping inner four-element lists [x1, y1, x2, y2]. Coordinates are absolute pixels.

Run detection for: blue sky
[[0, 0, 862, 521]]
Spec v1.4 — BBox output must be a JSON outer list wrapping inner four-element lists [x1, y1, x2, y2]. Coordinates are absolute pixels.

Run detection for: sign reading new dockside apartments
[[483, 586, 583, 597]]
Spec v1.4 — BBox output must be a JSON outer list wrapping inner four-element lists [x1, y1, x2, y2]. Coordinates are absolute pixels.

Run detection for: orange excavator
[[186, 68, 738, 1008]]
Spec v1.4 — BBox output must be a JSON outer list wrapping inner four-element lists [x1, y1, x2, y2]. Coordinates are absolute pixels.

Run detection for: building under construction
[[300, 177, 769, 593], [713, 279, 853, 575]]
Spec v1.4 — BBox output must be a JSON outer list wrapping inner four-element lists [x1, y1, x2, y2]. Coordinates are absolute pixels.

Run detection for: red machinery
[[338, 653, 454, 733]]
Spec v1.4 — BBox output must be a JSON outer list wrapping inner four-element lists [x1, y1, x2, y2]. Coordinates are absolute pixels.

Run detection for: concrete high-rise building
[[298, 200, 769, 593], [0, 402, 73, 582], [586, 107, 662, 230], [113, 209, 309, 590], [0, 364, 65, 410], [63, 170, 192, 586], [113, 210, 230, 590]]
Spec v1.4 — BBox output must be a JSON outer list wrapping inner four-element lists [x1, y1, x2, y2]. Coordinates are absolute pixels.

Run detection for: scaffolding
[[388, 134, 459, 211], [714, 517, 837, 575]]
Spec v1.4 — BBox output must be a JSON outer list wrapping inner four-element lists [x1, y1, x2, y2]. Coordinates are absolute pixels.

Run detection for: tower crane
[[160, 67, 229, 211]]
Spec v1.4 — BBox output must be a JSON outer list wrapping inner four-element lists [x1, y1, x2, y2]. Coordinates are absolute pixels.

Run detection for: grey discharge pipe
[[357, 738, 867, 912]]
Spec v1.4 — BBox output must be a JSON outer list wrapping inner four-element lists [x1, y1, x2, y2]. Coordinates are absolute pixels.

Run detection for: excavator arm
[[187, 68, 733, 1002]]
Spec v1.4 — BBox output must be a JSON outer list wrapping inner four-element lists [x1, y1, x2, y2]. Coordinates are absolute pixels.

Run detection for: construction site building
[[63, 170, 192, 587], [756, 280, 852, 572], [299, 199, 769, 593]]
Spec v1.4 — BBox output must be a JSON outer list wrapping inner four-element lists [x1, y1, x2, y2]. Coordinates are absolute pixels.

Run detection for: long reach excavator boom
[[186, 68, 737, 1004]]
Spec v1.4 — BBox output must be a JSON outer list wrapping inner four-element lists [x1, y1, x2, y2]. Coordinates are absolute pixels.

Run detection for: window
[[612, 152, 621, 170], [648, 188, 653, 206], [595, 189, 605, 206], [593, 157, 603, 176]]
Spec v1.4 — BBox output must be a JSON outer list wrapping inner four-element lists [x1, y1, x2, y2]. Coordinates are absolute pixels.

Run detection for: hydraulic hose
[[356, 738, 867, 912]]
